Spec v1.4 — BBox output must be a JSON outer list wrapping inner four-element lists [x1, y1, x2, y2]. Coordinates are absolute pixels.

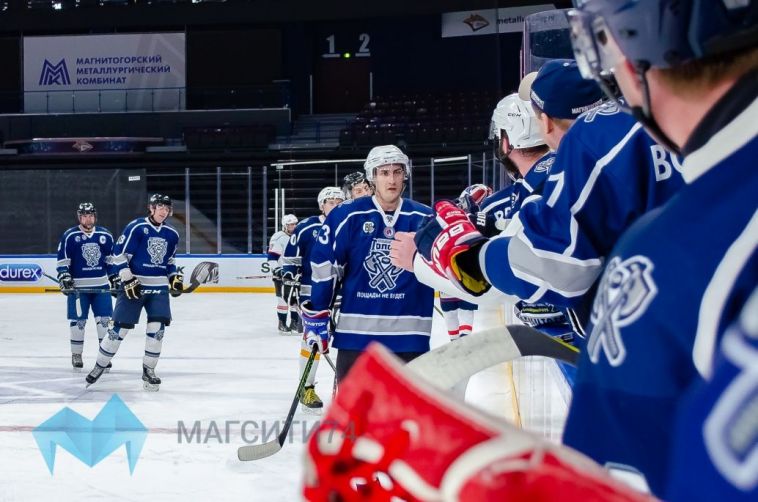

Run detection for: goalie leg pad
[[303, 343, 653, 502]]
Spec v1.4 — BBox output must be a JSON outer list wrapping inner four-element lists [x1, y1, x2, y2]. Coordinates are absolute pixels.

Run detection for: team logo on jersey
[[75, 236, 81, 243], [81, 242, 102, 268], [383, 226, 395, 238], [363, 222, 375, 234], [533, 156, 555, 173], [363, 238, 403, 293], [587, 255, 657, 367], [99, 235, 107, 245], [146, 237, 168, 265]]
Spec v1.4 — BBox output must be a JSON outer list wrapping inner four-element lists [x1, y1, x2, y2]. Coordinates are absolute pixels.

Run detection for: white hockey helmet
[[317, 186, 345, 209], [282, 214, 298, 228], [363, 144, 410, 182], [489, 93, 545, 149]]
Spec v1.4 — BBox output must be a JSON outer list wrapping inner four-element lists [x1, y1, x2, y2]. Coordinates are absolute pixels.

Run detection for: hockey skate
[[288, 318, 303, 335], [104, 361, 112, 373], [299, 385, 323, 414], [71, 353, 83, 371], [142, 366, 161, 391], [277, 320, 290, 335], [85, 364, 106, 388]]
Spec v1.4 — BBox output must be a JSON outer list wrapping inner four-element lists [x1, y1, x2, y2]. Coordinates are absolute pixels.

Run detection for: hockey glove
[[108, 274, 121, 298], [301, 301, 331, 354], [122, 276, 142, 300], [303, 344, 653, 502], [57, 271, 74, 295], [455, 183, 492, 214], [415, 201, 491, 296], [169, 274, 184, 297]]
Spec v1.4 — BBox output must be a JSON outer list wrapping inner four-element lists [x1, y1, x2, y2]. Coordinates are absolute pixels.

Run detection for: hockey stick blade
[[407, 325, 579, 390], [237, 345, 320, 461]]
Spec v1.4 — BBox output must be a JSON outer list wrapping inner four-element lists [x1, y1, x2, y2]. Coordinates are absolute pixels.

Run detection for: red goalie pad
[[303, 343, 653, 502]]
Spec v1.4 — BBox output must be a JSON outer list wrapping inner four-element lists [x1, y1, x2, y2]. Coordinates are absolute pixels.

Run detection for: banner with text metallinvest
[[23, 33, 186, 113], [441, 5, 555, 37]]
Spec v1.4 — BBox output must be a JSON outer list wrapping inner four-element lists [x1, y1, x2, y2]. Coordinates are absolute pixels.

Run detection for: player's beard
[[500, 155, 521, 181]]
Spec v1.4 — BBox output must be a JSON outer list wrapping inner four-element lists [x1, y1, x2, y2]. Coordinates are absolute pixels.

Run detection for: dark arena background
[[0, 0, 572, 254]]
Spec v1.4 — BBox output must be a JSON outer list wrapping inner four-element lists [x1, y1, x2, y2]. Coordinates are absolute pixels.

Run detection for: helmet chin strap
[[630, 64, 682, 156]]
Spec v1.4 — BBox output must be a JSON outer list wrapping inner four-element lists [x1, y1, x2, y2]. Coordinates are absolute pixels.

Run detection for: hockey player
[[85, 194, 182, 391], [56, 202, 116, 370], [282, 186, 345, 410], [557, 0, 758, 495], [342, 171, 373, 200], [303, 145, 434, 383], [268, 213, 298, 334], [411, 53, 685, 323]]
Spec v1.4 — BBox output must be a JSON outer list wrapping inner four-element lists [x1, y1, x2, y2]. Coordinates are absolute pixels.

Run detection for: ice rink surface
[[0, 293, 557, 501]]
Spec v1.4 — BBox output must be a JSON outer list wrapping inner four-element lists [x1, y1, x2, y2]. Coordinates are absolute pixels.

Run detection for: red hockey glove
[[456, 183, 492, 213], [303, 343, 653, 502], [415, 201, 491, 296]]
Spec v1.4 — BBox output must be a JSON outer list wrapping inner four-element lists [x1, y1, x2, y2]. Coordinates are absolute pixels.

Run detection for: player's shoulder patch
[[533, 156, 555, 173]]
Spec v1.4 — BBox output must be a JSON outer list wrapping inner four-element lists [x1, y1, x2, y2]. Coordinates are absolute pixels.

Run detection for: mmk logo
[[32, 394, 148, 474], [39, 59, 71, 86]]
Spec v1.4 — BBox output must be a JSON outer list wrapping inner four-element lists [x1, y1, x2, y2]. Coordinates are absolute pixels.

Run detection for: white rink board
[[0, 255, 273, 293]]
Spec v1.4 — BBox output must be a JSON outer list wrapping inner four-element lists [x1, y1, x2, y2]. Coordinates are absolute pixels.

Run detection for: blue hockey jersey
[[480, 102, 684, 309], [282, 214, 324, 299], [477, 153, 555, 236], [56, 225, 114, 288], [563, 84, 758, 496], [111, 217, 180, 288], [310, 196, 434, 352], [667, 279, 758, 502]]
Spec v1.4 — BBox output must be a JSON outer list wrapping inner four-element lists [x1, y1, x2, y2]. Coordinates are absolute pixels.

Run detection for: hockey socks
[[143, 322, 165, 370], [69, 320, 86, 355]]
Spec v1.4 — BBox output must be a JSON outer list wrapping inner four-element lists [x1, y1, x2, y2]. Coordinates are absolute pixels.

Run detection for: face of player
[[351, 182, 372, 199], [321, 198, 343, 217], [284, 223, 297, 235], [373, 164, 405, 209], [78, 213, 96, 231], [149, 203, 171, 224]]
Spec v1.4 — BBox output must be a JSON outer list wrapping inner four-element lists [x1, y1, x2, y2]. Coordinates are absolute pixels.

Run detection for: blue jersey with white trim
[[111, 217, 180, 288], [481, 103, 684, 308], [56, 225, 114, 288], [563, 91, 758, 496], [310, 196, 434, 352], [477, 152, 555, 236], [667, 280, 758, 502], [283, 214, 323, 299]]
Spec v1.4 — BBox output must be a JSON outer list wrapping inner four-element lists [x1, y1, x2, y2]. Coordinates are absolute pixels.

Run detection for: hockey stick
[[406, 324, 579, 390], [62, 288, 182, 296], [237, 345, 319, 461], [236, 274, 272, 280], [323, 353, 338, 399]]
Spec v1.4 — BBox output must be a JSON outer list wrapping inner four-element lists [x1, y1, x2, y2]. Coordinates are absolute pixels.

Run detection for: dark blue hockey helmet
[[76, 202, 97, 217], [569, 0, 757, 78], [148, 193, 173, 216]]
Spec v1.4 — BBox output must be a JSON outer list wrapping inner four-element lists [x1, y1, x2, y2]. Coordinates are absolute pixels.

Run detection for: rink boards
[[0, 255, 275, 293]]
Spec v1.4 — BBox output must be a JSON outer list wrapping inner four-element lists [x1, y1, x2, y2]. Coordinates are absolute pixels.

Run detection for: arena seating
[[182, 124, 277, 151], [339, 90, 498, 148]]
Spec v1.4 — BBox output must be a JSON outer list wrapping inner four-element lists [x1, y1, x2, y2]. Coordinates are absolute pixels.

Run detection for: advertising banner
[[441, 5, 555, 37], [23, 33, 186, 113], [0, 255, 273, 293]]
